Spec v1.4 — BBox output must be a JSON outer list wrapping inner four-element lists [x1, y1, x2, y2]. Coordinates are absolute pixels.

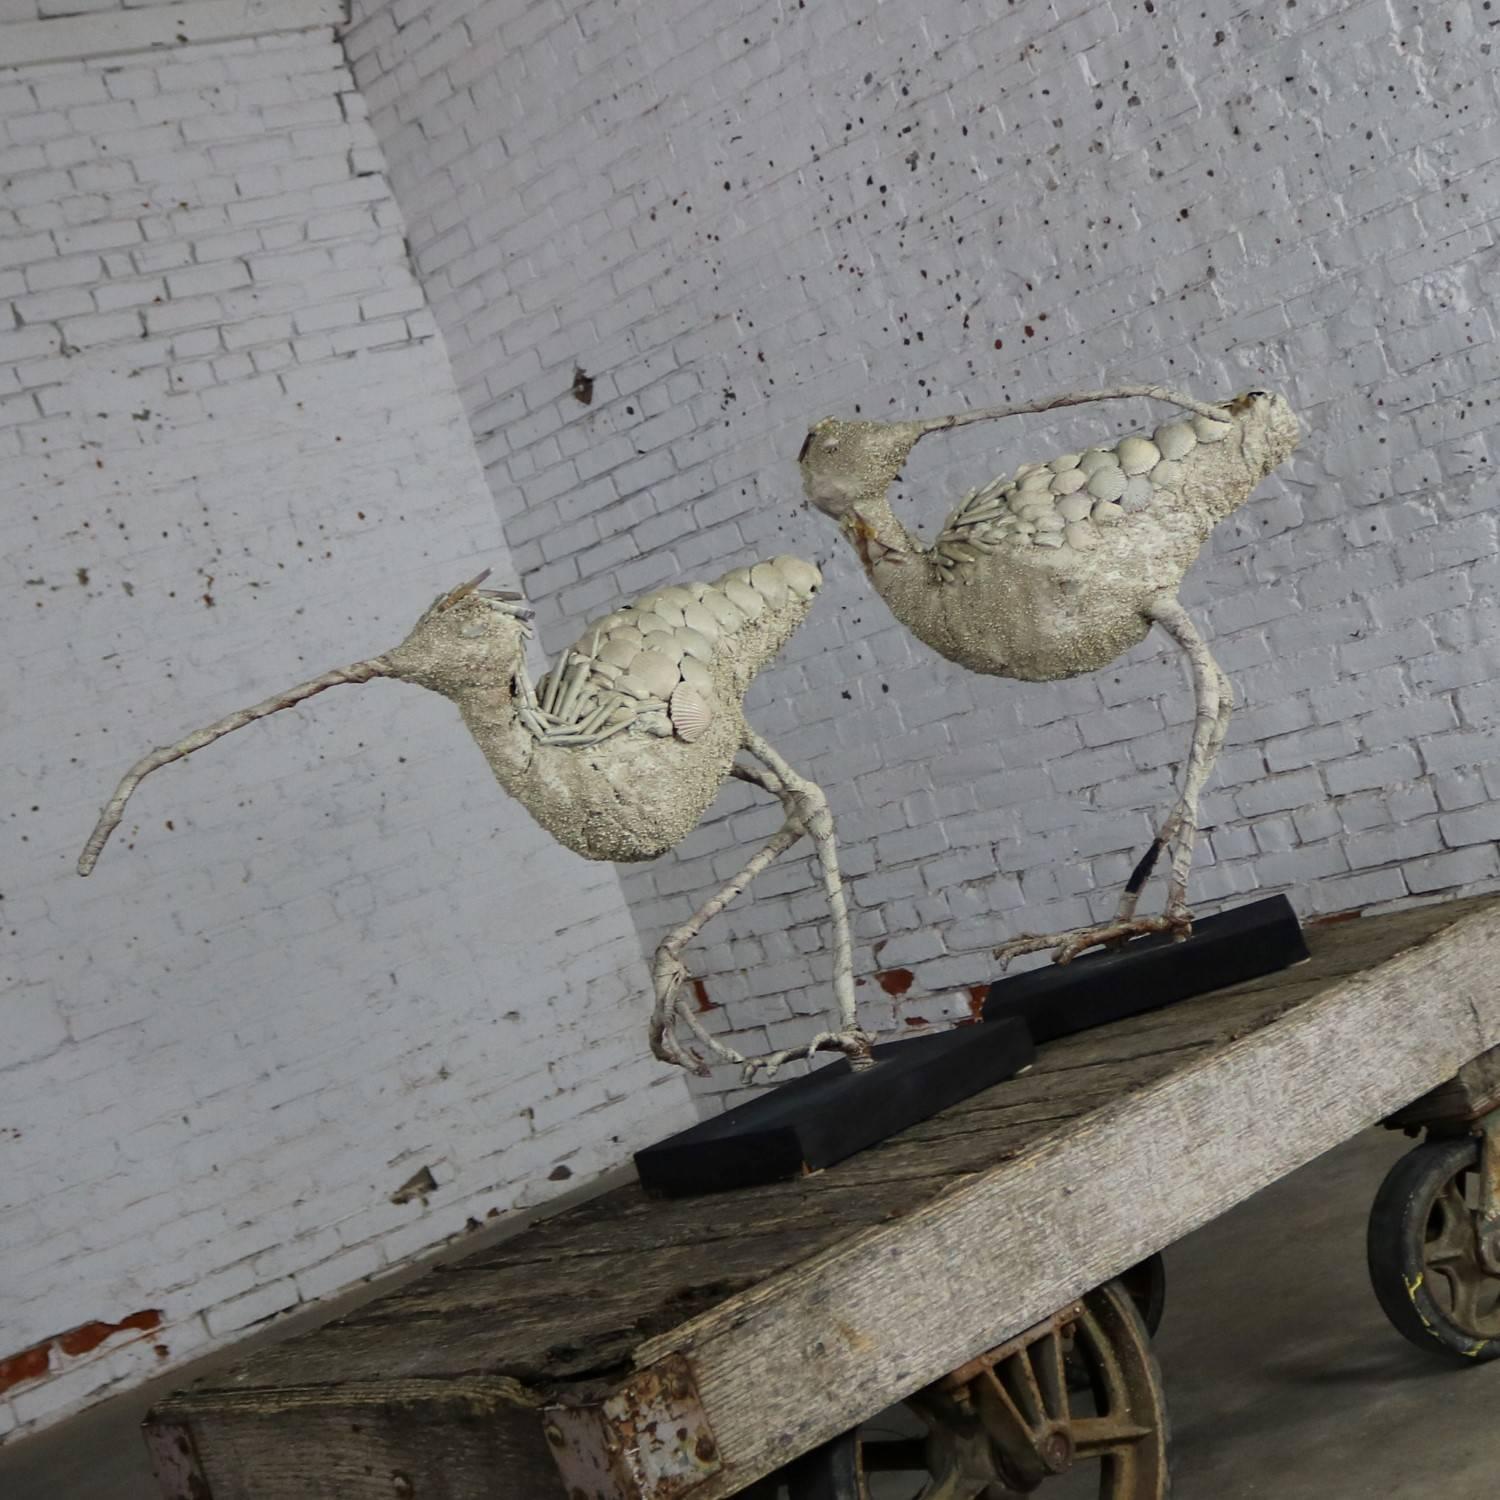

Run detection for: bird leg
[[648, 798, 804, 1076], [648, 737, 872, 1081], [1114, 653, 1232, 928], [739, 731, 872, 1078], [994, 596, 1227, 968]]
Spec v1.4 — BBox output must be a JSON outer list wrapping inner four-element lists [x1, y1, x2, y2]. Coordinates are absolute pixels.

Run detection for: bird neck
[[840, 492, 925, 574], [448, 669, 539, 792]]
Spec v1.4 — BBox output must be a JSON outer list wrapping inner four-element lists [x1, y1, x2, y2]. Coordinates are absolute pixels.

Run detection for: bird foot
[[649, 954, 711, 1077], [995, 910, 1193, 969], [740, 1028, 874, 1085]]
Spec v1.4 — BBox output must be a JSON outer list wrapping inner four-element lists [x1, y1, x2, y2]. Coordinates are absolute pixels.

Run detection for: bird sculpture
[[78, 557, 871, 1079], [799, 384, 1301, 966]]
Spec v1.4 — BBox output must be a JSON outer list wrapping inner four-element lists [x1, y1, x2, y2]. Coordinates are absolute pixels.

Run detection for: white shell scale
[[927, 403, 1241, 571], [524, 555, 820, 745]]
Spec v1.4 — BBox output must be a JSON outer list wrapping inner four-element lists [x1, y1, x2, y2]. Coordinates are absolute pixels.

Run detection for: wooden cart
[[145, 896, 1500, 1499]]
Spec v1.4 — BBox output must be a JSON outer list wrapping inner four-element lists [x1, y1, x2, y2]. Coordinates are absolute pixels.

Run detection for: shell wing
[[529, 555, 820, 743], [931, 414, 1234, 576]]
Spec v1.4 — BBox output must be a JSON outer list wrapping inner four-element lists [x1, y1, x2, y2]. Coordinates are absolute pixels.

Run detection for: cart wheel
[[1367, 1136, 1500, 1363], [1115, 1253, 1166, 1339], [784, 1277, 1169, 1498]]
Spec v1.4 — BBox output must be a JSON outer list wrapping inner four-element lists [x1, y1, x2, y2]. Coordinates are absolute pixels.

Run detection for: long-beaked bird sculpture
[[799, 383, 1301, 966], [78, 557, 872, 1079]]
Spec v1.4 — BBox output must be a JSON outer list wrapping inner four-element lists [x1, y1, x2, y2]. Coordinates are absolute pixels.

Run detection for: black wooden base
[[635, 1019, 1036, 1198], [982, 895, 1308, 1044]]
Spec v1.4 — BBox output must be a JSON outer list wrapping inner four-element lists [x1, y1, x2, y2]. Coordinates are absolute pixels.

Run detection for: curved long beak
[[918, 383, 1233, 437], [77, 658, 391, 875]]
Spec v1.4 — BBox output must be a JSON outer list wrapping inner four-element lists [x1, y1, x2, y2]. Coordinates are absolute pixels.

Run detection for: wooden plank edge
[[633, 898, 1500, 1498]]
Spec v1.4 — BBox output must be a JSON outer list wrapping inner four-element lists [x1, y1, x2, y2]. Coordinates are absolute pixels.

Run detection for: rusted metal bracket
[[542, 1354, 722, 1500], [143, 1415, 212, 1500]]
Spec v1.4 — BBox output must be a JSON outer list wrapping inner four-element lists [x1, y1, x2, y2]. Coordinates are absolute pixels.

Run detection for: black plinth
[[635, 1019, 1036, 1197], [982, 895, 1308, 1044]]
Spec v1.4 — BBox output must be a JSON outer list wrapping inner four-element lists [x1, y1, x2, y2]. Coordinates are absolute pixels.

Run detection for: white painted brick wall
[[347, 0, 1500, 1105], [0, 6, 693, 1442]]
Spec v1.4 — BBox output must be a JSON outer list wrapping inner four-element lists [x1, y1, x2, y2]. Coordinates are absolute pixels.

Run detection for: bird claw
[[649, 955, 710, 1076], [738, 1028, 874, 1085], [995, 910, 1193, 970]]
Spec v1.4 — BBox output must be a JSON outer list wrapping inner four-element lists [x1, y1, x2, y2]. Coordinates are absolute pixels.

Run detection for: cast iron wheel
[[1367, 1136, 1500, 1363], [782, 1278, 1169, 1499]]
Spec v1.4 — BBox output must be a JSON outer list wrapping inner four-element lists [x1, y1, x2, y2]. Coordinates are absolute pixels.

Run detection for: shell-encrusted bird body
[[78, 551, 868, 1079], [393, 556, 823, 864], [800, 384, 1301, 969], [834, 398, 1297, 683]]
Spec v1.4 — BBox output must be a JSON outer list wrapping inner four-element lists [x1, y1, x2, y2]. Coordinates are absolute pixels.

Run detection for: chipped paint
[[0, 1310, 163, 1397]]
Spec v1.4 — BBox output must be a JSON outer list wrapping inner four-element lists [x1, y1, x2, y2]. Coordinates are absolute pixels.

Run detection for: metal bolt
[[1039, 1431, 1073, 1473], [544, 1423, 567, 1449], [695, 1434, 718, 1463]]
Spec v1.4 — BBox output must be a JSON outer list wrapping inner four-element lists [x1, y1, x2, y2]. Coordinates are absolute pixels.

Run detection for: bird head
[[384, 570, 535, 695], [798, 417, 928, 518], [1227, 388, 1300, 478]]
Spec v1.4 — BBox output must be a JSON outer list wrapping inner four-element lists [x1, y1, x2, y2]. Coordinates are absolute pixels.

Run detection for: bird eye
[[1248, 389, 1269, 399], [823, 440, 840, 454]]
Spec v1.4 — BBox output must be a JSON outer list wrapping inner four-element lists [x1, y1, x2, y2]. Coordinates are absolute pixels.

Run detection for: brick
[[18, 0, 1500, 1445], [1, 23, 700, 1447]]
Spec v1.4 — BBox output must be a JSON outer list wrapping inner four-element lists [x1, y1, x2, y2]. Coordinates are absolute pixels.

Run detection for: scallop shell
[[1057, 493, 1093, 523], [673, 625, 714, 662], [748, 561, 790, 608], [641, 630, 684, 663], [1121, 474, 1154, 512], [699, 590, 748, 628], [1117, 436, 1161, 475], [1064, 521, 1097, 550], [1020, 468, 1053, 492], [679, 657, 714, 696], [1016, 501, 1055, 524], [1154, 421, 1196, 461], [773, 555, 822, 598], [1050, 452, 1083, 472], [669, 682, 714, 742], [642, 597, 685, 628], [1034, 512, 1065, 533], [723, 579, 766, 620], [597, 635, 643, 669], [628, 650, 680, 699], [653, 586, 697, 613], [1086, 465, 1127, 502], [1014, 461, 1041, 480], [1150, 459, 1184, 490], [1033, 531, 1065, 548], [680, 600, 720, 639], [1050, 468, 1088, 496], [1192, 414, 1233, 443], [1091, 500, 1125, 525], [633, 611, 677, 639], [685, 580, 712, 600], [1077, 448, 1113, 474]]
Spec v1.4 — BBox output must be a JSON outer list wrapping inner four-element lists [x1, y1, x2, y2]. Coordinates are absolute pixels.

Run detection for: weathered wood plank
[[161, 897, 1500, 1499], [156, 1377, 562, 1500], [634, 897, 1500, 1497], [1386, 1040, 1500, 1125]]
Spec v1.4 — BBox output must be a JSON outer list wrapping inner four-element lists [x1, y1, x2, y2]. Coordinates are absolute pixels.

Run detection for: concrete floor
[[3, 1127, 1498, 1498]]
